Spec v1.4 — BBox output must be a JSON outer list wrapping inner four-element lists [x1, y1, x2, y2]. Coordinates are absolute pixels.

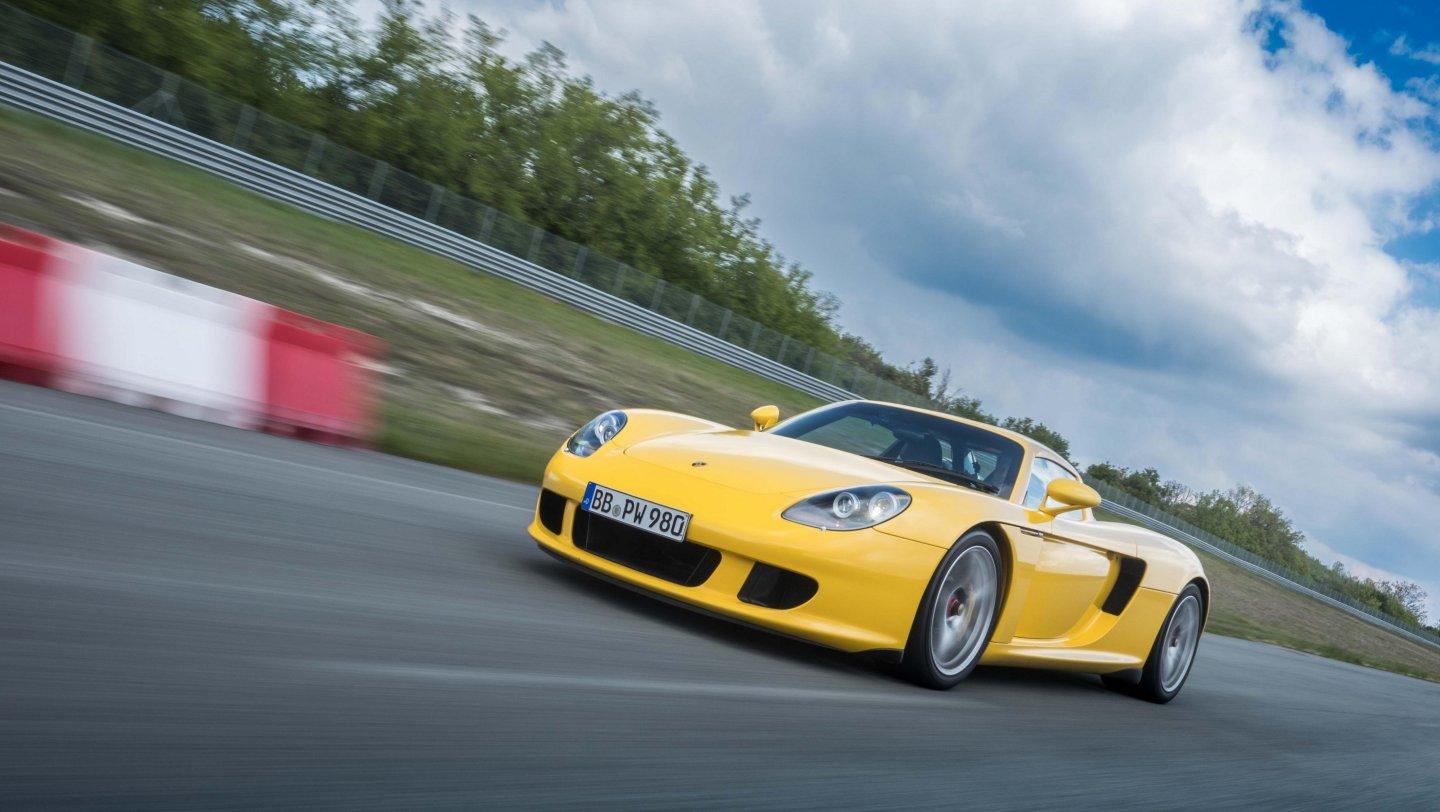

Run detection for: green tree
[[1000, 416, 1070, 459], [1084, 463, 1184, 506]]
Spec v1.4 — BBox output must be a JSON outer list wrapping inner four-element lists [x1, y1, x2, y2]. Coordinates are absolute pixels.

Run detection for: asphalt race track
[[2, 380, 1438, 809]]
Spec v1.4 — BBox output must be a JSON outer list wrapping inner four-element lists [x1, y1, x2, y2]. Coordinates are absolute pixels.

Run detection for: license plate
[[581, 483, 690, 542]]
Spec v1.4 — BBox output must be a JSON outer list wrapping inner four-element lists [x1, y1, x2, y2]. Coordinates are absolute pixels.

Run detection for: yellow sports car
[[529, 400, 1208, 702]]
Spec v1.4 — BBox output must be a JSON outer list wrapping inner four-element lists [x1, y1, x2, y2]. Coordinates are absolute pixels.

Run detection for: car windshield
[[771, 402, 1025, 498]]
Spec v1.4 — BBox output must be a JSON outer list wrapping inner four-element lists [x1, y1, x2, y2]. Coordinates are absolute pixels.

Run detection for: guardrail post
[[303, 134, 326, 176], [62, 34, 92, 88], [133, 72, 184, 125], [478, 208, 496, 242], [231, 105, 256, 148], [423, 184, 444, 222], [366, 162, 389, 199]]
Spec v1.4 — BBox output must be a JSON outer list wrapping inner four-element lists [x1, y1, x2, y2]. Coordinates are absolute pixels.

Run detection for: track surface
[[2, 381, 1438, 809]]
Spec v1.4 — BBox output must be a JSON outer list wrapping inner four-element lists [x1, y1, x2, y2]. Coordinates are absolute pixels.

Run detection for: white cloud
[[460, 0, 1440, 618], [1391, 34, 1440, 66]]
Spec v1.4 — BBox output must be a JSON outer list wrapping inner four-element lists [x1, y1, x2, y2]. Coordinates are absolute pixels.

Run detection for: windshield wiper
[[863, 455, 1000, 494]]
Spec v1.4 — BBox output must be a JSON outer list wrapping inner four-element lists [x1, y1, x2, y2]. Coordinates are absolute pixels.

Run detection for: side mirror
[[1039, 479, 1101, 517], [750, 404, 780, 431]]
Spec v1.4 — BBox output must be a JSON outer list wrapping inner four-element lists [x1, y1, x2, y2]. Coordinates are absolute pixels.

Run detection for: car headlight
[[564, 410, 627, 457], [782, 485, 912, 531]]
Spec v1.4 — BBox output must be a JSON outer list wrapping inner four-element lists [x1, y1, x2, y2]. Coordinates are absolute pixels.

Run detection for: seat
[[986, 456, 1014, 491], [898, 435, 945, 468]]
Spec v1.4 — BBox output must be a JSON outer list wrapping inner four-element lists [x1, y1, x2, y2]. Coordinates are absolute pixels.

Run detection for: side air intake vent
[[1101, 557, 1147, 615]]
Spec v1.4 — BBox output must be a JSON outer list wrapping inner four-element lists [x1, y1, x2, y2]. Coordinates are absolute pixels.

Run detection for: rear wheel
[[1103, 583, 1204, 703], [898, 530, 1003, 689]]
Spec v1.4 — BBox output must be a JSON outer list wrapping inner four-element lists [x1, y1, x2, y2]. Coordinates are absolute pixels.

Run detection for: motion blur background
[[3, 0, 1440, 808]]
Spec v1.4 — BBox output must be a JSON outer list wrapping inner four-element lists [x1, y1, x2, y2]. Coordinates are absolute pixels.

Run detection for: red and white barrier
[[259, 307, 380, 442], [0, 225, 381, 445], [53, 247, 269, 428], [0, 226, 63, 386]]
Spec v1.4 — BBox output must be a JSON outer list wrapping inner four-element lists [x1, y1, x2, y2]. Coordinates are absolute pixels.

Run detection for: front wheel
[[898, 530, 1004, 689], [1103, 583, 1204, 703]]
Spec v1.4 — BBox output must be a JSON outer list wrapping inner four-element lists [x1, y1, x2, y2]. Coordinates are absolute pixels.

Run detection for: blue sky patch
[[1301, 2, 1440, 266]]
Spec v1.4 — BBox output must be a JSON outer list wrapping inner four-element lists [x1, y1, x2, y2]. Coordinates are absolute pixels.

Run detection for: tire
[[1103, 583, 1204, 703], [898, 530, 1005, 690]]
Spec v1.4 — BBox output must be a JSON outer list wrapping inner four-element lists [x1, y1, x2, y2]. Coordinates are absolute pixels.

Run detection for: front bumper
[[529, 448, 946, 654]]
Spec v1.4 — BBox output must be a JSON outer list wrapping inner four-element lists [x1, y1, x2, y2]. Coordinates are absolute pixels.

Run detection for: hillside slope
[[0, 108, 821, 482]]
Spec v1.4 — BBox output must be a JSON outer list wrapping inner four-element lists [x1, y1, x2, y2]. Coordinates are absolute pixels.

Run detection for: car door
[[1011, 457, 1138, 641]]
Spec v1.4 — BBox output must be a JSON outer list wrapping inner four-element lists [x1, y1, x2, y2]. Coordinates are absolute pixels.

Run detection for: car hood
[[623, 429, 932, 495]]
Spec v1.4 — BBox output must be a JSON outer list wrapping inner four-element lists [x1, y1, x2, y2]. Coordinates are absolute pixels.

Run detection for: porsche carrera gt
[[529, 400, 1207, 702]]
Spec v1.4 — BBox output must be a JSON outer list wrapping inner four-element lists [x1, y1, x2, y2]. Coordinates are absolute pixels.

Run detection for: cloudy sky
[[422, 0, 1440, 615]]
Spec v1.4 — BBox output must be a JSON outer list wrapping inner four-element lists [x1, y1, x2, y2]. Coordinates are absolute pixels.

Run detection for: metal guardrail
[[1, 14, 1435, 653], [0, 64, 855, 404]]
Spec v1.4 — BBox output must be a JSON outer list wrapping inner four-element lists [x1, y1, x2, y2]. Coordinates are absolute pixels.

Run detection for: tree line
[[16, 0, 1428, 627]]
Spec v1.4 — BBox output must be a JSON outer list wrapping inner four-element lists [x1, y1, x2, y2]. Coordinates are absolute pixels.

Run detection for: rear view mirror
[[750, 404, 780, 431], [1040, 479, 1101, 517]]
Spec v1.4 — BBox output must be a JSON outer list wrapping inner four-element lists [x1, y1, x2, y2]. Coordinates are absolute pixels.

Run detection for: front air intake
[[738, 562, 818, 609], [571, 510, 720, 587], [537, 489, 566, 535]]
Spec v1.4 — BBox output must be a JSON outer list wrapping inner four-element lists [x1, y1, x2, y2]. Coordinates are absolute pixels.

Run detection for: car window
[[771, 402, 1027, 499], [1022, 457, 1077, 509], [962, 449, 998, 480], [796, 415, 896, 458]]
